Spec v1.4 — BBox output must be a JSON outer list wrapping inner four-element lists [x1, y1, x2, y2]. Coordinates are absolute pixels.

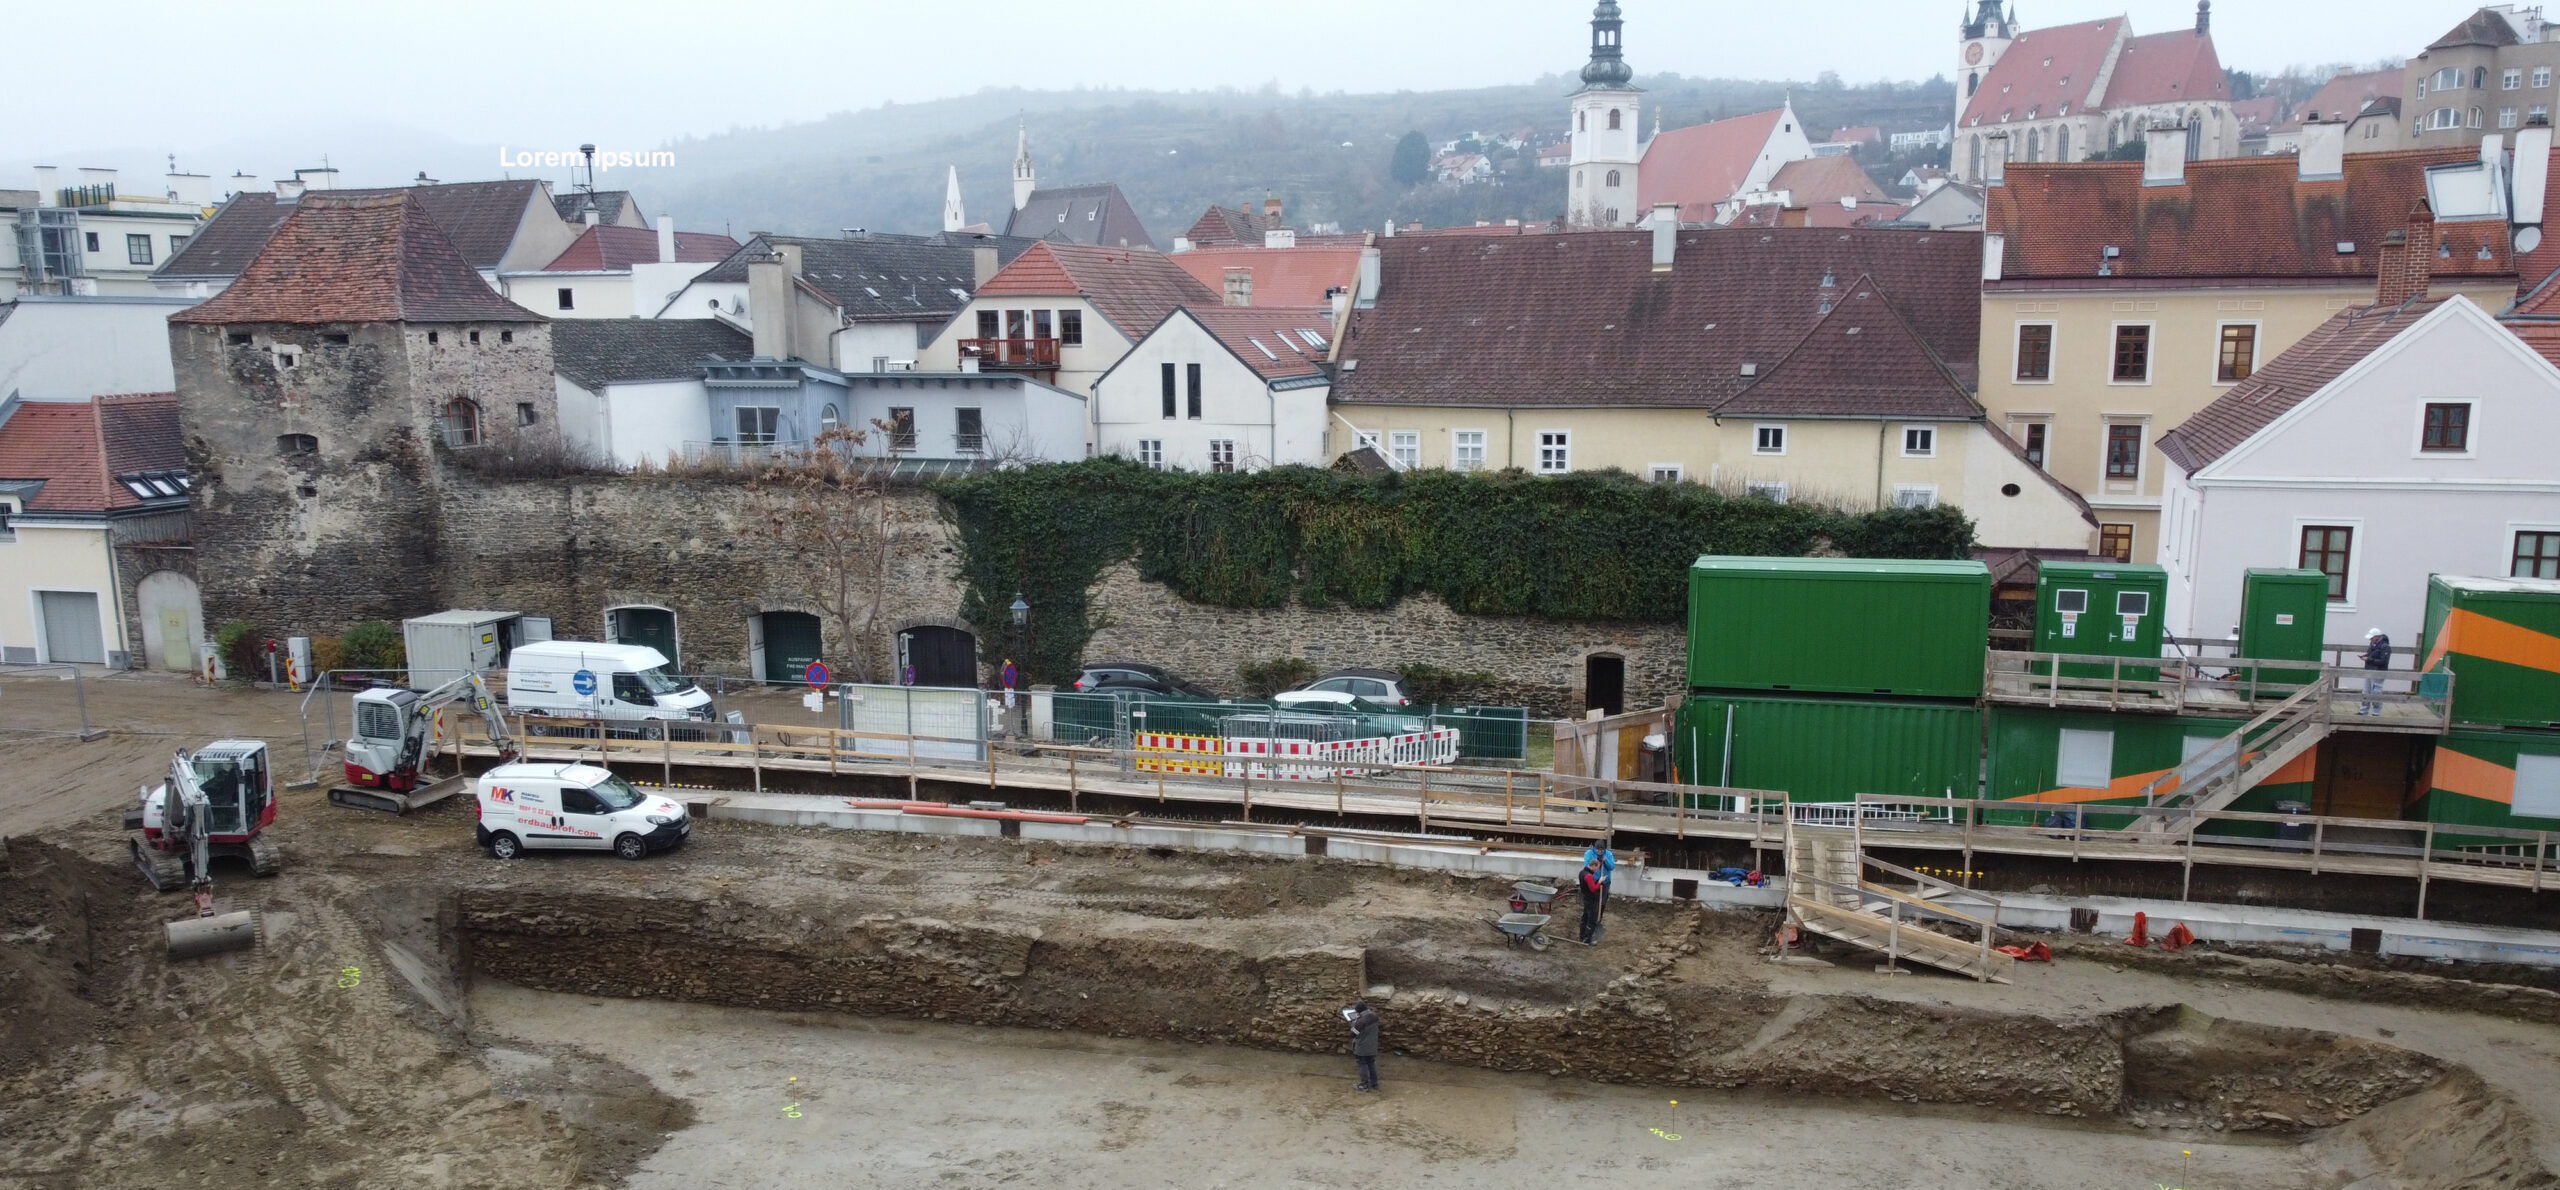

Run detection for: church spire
[[1011, 120, 1036, 212], [1577, 1, 1634, 92], [943, 166, 967, 233]]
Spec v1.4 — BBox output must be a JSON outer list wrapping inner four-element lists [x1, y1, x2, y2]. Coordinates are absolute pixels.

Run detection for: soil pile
[[0, 839, 141, 1077]]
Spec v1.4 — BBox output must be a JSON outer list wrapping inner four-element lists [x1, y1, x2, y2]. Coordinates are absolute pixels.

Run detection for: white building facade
[[1566, 2, 1644, 229], [1093, 307, 1332, 472]]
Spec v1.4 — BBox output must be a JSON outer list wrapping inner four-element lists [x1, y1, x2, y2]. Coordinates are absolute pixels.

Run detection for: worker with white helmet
[[2359, 627, 2392, 716]]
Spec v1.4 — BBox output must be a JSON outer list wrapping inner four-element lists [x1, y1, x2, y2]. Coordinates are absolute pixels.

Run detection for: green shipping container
[[1981, 705, 2302, 833], [2035, 561, 2168, 681], [1674, 693, 1980, 805], [2415, 728, 2560, 850], [2420, 575, 2560, 729], [1687, 557, 1991, 699], [2238, 568, 2329, 688]]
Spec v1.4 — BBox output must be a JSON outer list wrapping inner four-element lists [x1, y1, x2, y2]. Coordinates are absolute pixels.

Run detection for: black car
[[1072, 661, 1219, 701]]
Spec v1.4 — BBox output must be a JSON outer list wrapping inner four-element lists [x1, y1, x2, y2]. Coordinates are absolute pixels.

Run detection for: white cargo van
[[474, 762, 690, 859], [504, 641, 713, 730]]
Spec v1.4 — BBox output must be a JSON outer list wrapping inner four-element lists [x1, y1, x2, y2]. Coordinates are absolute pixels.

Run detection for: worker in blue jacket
[[1582, 840, 1617, 920]]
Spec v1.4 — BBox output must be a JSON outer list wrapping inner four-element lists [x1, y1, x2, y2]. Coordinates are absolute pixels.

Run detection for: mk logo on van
[[489, 787, 515, 803]]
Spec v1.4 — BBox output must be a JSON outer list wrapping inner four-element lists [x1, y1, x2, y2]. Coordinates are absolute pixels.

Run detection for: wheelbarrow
[[1508, 881, 1558, 914], [1494, 913, 1553, 951]]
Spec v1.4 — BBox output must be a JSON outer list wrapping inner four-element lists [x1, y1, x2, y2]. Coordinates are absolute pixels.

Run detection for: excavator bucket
[[166, 910, 257, 959]]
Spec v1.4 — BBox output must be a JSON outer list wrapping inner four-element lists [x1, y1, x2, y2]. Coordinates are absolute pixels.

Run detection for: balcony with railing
[[958, 337, 1060, 370]]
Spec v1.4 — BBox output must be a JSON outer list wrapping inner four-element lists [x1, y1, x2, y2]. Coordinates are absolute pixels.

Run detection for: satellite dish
[[2520, 226, 2545, 255]]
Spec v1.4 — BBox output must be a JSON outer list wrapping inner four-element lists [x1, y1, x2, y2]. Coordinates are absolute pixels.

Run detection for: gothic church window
[[1605, 170, 1621, 187], [1608, 109, 1622, 130]]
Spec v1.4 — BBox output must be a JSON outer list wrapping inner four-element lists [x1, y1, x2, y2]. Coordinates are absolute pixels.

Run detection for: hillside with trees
[[645, 73, 1955, 243]]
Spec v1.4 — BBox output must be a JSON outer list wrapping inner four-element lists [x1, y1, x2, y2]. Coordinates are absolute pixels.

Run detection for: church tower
[[943, 166, 968, 233], [1956, 1, 2017, 146], [1011, 121, 1037, 212], [1566, 2, 1643, 229]]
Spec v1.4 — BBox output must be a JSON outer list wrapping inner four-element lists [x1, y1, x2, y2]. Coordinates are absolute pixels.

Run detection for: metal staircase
[[2137, 676, 2335, 833], [1782, 819, 2015, 983]]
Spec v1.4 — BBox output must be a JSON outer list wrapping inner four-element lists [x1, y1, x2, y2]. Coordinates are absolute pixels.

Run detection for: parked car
[[1274, 668, 1413, 707], [1072, 661, 1220, 700], [474, 761, 690, 860]]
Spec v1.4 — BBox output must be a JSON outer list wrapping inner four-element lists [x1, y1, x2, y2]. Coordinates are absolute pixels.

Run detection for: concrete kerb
[[1928, 889, 2560, 968]]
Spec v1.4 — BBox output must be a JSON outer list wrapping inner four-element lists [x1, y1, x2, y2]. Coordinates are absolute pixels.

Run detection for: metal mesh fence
[[1039, 692, 1528, 764]]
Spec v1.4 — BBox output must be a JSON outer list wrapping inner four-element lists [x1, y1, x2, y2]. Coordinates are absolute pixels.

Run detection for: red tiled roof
[[1768, 156, 1891, 206], [2106, 28, 2231, 109], [2430, 9, 2522, 51], [1185, 204, 1283, 247], [1171, 245, 1364, 307], [1331, 226, 1982, 409], [1986, 149, 2517, 282], [1829, 126, 1883, 147], [2506, 319, 2560, 368], [1718, 277, 1980, 419], [1174, 306, 1335, 381], [2281, 68, 2404, 131], [1638, 109, 1786, 222], [172, 192, 544, 325], [0, 392, 181, 513], [2232, 97, 2290, 135], [1727, 200, 1909, 230], [2156, 298, 2448, 471], [974, 241, 1216, 337], [539, 224, 739, 271], [1962, 19, 2120, 128]]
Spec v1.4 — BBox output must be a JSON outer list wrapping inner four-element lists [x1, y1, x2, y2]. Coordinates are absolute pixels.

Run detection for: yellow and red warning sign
[[1135, 732, 1223, 776]]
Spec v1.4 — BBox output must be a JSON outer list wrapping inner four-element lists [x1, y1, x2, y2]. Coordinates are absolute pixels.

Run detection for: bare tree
[[744, 424, 898, 684]]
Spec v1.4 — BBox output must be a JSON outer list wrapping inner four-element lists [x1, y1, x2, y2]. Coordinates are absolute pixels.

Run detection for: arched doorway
[[136, 571, 204, 672], [607, 605, 680, 671], [1584, 653, 1626, 716], [897, 626, 979, 688], [752, 611, 823, 685]]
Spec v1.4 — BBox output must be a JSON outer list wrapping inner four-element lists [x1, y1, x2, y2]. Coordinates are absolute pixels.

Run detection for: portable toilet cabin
[[2236, 568, 2329, 689], [2420, 575, 2560, 729], [2033, 561, 2167, 681]]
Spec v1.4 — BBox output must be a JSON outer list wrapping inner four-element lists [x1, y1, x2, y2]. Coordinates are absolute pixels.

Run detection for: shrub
[[340, 621, 405, 675], [1395, 662, 1500, 706], [1235, 657, 1316, 698], [310, 635, 346, 677], [214, 620, 260, 683]]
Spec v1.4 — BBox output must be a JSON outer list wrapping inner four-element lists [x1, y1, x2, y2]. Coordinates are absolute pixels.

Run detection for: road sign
[[572, 669, 598, 696], [1001, 660, 1018, 690], [805, 660, 833, 689], [901, 665, 916, 687]]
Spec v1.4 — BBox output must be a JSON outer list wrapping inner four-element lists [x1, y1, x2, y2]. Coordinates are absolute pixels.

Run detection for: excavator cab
[[130, 740, 281, 893], [189, 741, 273, 838]]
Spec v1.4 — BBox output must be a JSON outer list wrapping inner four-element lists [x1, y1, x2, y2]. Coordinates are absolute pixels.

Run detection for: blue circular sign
[[1001, 660, 1018, 690], [805, 660, 833, 689], [572, 669, 598, 696]]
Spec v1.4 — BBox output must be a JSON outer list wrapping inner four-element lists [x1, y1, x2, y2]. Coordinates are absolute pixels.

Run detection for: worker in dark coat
[[1347, 999, 1381, 1091], [1577, 857, 1606, 945], [2359, 628, 2392, 715]]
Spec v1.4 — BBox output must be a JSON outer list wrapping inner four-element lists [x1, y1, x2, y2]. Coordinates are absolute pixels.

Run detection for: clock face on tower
[[1965, 42, 1985, 66]]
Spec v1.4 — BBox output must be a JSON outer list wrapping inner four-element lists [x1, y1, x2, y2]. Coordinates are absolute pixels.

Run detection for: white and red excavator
[[127, 741, 282, 957], [326, 672, 518, 814]]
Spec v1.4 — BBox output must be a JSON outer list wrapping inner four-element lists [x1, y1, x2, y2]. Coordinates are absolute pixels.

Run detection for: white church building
[[1563, 3, 1820, 229]]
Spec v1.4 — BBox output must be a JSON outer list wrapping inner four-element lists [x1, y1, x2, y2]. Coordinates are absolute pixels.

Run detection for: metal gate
[[37, 591, 105, 664], [608, 606, 679, 670], [899, 625, 977, 688], [758, 612, 822, 684]]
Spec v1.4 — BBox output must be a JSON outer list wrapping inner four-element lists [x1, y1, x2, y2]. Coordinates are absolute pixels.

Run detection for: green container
[[2238, 568, 2329, 688], [2035, 561, 2167, 682], [1674, 693, 1980, 805], [2420, 575, 2560, 729], [1982, 705, 2264, 831], [2415, 728, 2560, 849], [1687, 557, 1991, 699]]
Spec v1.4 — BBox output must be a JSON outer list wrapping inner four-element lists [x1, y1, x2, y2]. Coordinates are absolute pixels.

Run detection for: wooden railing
[[957, 337, 1060, 369], [1986, 649, 2453, 729]]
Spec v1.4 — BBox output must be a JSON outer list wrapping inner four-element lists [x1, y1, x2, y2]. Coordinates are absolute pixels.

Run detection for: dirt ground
[[4, 676, 2560, 1189]]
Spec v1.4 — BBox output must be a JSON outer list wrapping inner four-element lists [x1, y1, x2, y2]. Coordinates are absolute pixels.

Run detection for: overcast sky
[[5, 0, 2454, 173]]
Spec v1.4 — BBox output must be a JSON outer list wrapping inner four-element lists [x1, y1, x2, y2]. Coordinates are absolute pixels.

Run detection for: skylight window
[[1250, 338, 1278, 360], [1296, 328, 1328, 348], [150, 479, 179, 496], [124, 480, 156, 499]]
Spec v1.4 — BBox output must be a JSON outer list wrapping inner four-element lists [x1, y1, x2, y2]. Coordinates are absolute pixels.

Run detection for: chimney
[[1224, 266, 1254, 306], [1263, 228, 1297, 248], [1381, 219, 1396, 238], [294, 166, 337, 192], [30, 166, 55, 205], [2144, 125, 2189, 186], [1984, 134, 2009, 186], [2516, 120, 2553, 234], [275, 179, 306, 202], [1356, 244, 1382, 306], [747, 247, 799, 360], [228, 172, 261, 199], [2379, 202, 2436, 305], [414, 171, 440, 186], [1983, 232, 2007, 283], [657, 215, 677, 264], [971, 241, 998, 285], [583, 206, 600, 227], [1650, 202, 1678, 272], [2195, 0, 2210, 34], [77, 167, 117, 195], [1263, 195, 1283, 223], [2298, 120, 2345, 181], [165, 172, 211, 207]]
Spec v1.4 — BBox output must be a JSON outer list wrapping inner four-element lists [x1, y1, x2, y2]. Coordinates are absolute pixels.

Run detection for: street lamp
[[1006, 593, 1030, 738]]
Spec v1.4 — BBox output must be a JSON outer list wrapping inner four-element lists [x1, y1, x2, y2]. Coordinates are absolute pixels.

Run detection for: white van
[[505, 641, 714, 730], [474, 762, 690, 859]]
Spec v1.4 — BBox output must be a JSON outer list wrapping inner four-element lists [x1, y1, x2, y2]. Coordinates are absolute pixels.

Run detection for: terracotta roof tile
[[1986, 149, 2516, 282], [170, 192, 544, 325], [1718, 277, 1980, 419], [1185, 204, 1283, 247], [539, 224, 738, 271], [1963, 19, 2121, 128], [2156, 298, 2448, 471], [2106, 28, 2231, 109], [975, 242, 1216, 338], [0, 392, 181, 513], [1767, 155, 1891, 206], [2280, 68, 2404, 131], [1174, 306, 1335, 381], [1331, 227, 1981, 409], [2430, 9, 2522, 50], [1171, 245, 1364, 307], [153, 179, 556, 279], [1638, 109, 1786, 221]]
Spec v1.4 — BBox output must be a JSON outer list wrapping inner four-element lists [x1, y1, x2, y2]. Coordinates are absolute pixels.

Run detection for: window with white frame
[[2507, 67, 2525, 90], [1451, 429, 1486, 471], [1753, 424, 1787, 455], [1892, 483, 1939, 509], [2056, 728, 2115, 791], [1208, 440, 1237, 473], [2537, 103, 2552, 123], [1647, 464, 1682, 483], [1137, 439, 1165, 469], [1388, 431, 1419, 470], [2428, 106, 2465, 130], [2515, 753, 2560, 818], [1902, 425, 1937, 457], [1745, 481, 1788, 503], [2539, 66, 2554, 88], [1536, 430, 1571, 474], [2432, 67, 2464, 92], [2503, 107, 2522, 129]]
